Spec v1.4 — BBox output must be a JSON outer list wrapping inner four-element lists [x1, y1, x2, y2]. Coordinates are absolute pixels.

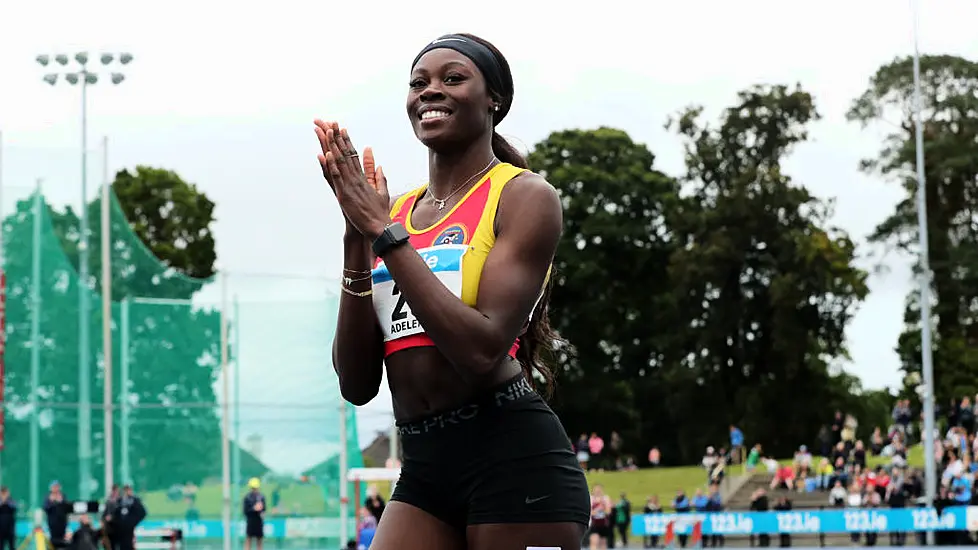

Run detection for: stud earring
[[493, 105, 500, 112]]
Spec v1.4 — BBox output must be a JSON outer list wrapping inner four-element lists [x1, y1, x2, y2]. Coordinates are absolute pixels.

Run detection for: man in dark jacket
[[113, 486, 146, 550], [68, 515, 100, 550], [101, 485, 121, 550], [0, 487, 17, 550], [749, 489, 770, 548], [43, 481, 69, 544], [243, 478, 266, 550]]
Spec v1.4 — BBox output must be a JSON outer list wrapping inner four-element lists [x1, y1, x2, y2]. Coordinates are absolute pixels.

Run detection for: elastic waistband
[[396, 374, 535, 437]]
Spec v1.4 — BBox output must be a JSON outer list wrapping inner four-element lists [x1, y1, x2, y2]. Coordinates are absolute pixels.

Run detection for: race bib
[[372, 244, 467, 341]]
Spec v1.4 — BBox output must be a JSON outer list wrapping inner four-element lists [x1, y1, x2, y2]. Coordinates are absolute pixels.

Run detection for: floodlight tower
[[36, 51, 133, 500]]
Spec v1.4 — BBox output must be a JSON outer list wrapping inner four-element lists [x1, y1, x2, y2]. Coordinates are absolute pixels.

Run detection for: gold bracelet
[[343, 273, 372, 286], [343, 267, 371, 275], [341, 286, 373, 298]]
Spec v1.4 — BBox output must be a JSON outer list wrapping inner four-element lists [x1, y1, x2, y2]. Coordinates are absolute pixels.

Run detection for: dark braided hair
[[459, 33, 565, 398]]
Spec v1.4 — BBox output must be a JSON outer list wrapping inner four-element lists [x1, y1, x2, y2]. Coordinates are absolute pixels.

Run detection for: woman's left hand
[[314, 120, 391, 239]]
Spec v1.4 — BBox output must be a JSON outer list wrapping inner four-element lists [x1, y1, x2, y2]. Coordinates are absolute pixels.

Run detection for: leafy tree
[[667, 84, 870, 459], [848, 55, 978, 404], [529, 128, 683, 462], [534, 90, 871, 465], [2, 166, 222, 502]]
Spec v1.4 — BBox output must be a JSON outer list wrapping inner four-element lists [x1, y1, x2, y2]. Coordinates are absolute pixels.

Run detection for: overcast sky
[[2, 0, 976, 472]]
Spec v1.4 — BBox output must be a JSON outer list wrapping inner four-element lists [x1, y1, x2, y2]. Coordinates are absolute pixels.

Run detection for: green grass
[[587, 466, 713, 506], [143, 483, 326, 519], [142, 446, 927, 518]]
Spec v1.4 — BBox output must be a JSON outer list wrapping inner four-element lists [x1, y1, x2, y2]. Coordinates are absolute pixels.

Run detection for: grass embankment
[[142, 446, 926, 518]]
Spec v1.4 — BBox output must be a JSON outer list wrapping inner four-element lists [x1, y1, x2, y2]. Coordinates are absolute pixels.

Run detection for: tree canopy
[[848, 55, 978, 405], [536, 84, 877, 464]]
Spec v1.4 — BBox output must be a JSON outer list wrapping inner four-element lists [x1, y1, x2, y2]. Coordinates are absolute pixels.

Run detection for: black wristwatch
[[372, 222, 410, 258]]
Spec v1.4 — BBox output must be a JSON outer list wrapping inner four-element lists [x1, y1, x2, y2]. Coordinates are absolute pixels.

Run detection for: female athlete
[[313, 33, 589, 550]]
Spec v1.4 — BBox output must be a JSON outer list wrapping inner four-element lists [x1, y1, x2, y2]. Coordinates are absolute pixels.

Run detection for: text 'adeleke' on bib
[[371, 244, 469, 341]]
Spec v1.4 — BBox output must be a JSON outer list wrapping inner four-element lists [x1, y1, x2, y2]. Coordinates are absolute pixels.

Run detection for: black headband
[[411, 34, 513, 124]]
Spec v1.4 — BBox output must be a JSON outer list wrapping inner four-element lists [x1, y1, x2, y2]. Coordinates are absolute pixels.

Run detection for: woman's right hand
[[314, 120, 387, 240]]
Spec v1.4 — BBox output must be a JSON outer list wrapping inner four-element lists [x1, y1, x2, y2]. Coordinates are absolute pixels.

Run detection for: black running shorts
[[390, 374, 590, 530], [245, 519, 264, 539]]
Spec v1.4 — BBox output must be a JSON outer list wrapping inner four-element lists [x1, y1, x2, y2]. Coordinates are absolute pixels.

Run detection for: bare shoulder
[[502, 170, 560, 204], [497, 170, 562, 232]]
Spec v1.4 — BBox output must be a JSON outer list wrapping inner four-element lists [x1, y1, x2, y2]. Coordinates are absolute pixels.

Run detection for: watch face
[[390, 223, 410, 242]]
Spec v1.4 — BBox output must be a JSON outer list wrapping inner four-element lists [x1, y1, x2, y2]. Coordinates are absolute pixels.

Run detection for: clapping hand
[[314, 120, 390, 240]]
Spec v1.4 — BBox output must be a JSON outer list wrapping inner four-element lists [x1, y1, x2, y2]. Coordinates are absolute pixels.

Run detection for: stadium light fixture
[[33, 49, 134, 507]]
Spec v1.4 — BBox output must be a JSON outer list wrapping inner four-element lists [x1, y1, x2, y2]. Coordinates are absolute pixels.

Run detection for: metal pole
[[910, 0, 937, 536], [120, 299, 130, 486], [220, 272, 232, 550], [30, 181, 42, 511], [78, 63, 93, 501], [101, 135, 114, 493], [339, 402, 349, 547], [231, 296, 241, 550]]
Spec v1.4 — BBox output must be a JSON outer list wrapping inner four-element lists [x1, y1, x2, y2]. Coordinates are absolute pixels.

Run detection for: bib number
[[372, 244, 467, 341]]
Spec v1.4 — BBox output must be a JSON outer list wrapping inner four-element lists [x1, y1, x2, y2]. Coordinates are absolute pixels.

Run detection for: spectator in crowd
[[691, 489, 708, 513], [729, 425, 744, 464], [589, 433, 605, 469], [830, 411, 844, 445], [648, 447, 661, 467], [886, 467, 909, 546], [243, 478, 266, 550], [770, 464, 795, 491], [0, 487, 15, 550], [702, 447, 718, 480], [772, 496, 792, 548], [102, 485, 121, 550], [841, 415, 858, 451], [115, 485, 146, 550], [642, 495, 662, 549], [357, 506, 378, 532], [707, 484, 724, 548], [815, 458, 834, 490], [892, 399, 913, 441], [610, 431, 623, 465], [612, 493, 631, 549], [364, 485, 385, 523], [947, 398, 960, 434], [43, 481, 68, 544], [793, 445, 812, 470], [870, 427, 885, 456], [588, 484, 612, 550], [959, 397, 974, 435], [828, 480, 846, 507], [851, 440, 867, 470], [356, 507, 378, 550], [846, 482, 863, 546], [673, 490, 691, 548], [745, 444, 761, 472], [817, 425, 832, 458], [68, 514, 99, 550], [749, 489, 770, 548], [576, 434, 590, 470], [709, 457, 727, 488]]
